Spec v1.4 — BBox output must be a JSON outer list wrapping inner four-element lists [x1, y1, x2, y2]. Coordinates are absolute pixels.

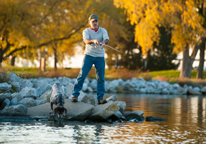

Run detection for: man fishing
[[72, 14, 109, 104]]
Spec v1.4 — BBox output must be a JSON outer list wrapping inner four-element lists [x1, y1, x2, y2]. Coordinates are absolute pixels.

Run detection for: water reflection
[[0, 94, 206, 143]]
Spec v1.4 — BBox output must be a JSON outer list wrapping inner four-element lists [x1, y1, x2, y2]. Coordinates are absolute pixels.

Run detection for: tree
[[113, 0, 206, 77], [147, 27, 179, 71], [0, 0, 98, 68]]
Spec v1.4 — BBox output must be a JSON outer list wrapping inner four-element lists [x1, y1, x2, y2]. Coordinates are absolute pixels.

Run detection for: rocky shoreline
[[0, 72, 205, 122]]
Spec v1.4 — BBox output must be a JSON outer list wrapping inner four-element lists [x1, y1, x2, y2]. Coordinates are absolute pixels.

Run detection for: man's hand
[[100, 41, 105, 49], [93, 39, 100, 49]]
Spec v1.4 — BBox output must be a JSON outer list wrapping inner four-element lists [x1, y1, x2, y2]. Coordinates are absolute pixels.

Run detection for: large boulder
[[65, 83, 74, 97], [38, 90, 51, 103], [106, 95, 117, 102], [187, 88, 202, 95], [10, 98, 18, 105], [36, 83, 52, 97], [123, 110, 144, 121], [0, 83, 12, 92], [11, 82, 21, 92], [82, 83, 88, 92], [20, 79, 33, 89], [89, 79, 97, 90], [80, 94, 98, 106], [108, 110, 125, 121], [1, 104, 27, 115], [12, 93, 22, 102], [7, 72, 21, 83], [88, 101, 119, 121], [20, 87, 38, 99], [26, 99, 94, 121], [18, 98, 37, 107], [200, 86, 206, 94], [115, 101, 126, 112], [0, 93, 12, 103]]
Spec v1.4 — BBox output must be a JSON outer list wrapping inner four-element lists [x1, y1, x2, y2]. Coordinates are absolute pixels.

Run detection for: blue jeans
[[73, 55, 105, 100]]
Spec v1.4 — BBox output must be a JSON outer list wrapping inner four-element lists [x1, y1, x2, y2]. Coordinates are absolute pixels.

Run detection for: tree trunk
[[0, 49, 3, 67], [54, 48, 57, 70], [11, 56, 16, 66], [180, 46, 192, 78], [180, 37, 205, 78], [197, 40, 205, 79]]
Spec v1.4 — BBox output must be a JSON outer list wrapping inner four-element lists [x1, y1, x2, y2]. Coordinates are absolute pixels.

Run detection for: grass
[[1, 66, 206, 87]]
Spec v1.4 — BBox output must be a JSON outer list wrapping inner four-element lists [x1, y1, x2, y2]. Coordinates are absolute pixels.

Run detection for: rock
[[18, 98, 37, 107], [147, 81, 156, 88], [87, 87, 93, 92], [36, 83, 52, 96], [105, 82, 113, 92], [1, 104, 27, 115], [80, 94, 97, 106], [84, 78, 90, 84], [115, 101, 126, 112], [7, 72, 21, 83], [0, 82, 12, 92], [26, 99, 94, 121], [139, 88, 147, 93], [123, 81, 135, 92], [0, 98, 10, 110], [193, 87, 200, 92], [38, 90, 51, 103], [108, 111, 125, 121], [106, 95, 117, 102], [146, 86, 156, 94], [20, 79, 33, 89], [59, 77, 71, 86], [0, 93, 12, 103], [10, 98, 18, 105], [123, 111, 144, 121], [36, 99, 44, 105], [12, 93, 22, 102], [161, 88, 170, 94], [20, 87, 38, 99], [82, 83, 88, 91], [146, 116, 165, 121], [89, 79, 97, 90], [200, 86, 206, 94], [88, 101, 119, 121], [173, 83, 180, 89], [187, 88, 202, 95], [177, 87, 187, 95], [117, 79, 125, 86], [11, 82, 21, 92], [65, 83, 74, 97]]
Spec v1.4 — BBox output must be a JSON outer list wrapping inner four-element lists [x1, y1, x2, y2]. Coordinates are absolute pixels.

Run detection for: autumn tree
[[114, 0, 206, 78], [0, 0, 99, 68]]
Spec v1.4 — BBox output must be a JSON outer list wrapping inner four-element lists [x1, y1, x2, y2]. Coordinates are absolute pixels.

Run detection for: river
[[0, 94, 206, 143]]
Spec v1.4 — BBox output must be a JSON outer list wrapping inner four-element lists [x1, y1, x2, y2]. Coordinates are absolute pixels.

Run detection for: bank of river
[[0, 94, 206, 143]]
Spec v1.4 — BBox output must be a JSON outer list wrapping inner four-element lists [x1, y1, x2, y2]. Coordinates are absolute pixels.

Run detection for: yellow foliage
[[114, 0, 206, 55]]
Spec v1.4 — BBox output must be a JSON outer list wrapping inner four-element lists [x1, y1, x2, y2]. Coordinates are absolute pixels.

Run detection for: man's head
[[89, 14, 99, 30]]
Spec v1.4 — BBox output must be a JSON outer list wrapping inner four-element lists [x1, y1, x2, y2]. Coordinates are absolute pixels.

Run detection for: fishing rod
[[99, 43, 121, 53]]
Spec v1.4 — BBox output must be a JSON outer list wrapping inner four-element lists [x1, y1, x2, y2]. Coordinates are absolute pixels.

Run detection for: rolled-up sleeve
[[102, 28, 109, 41], [83, 29, 89, 43]]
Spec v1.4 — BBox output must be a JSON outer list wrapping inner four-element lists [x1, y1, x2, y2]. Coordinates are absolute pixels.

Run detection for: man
[[72, 14, 109, 104]]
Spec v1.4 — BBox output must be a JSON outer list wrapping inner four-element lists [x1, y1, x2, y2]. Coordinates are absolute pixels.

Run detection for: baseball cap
[[88, 14, 99, 21]]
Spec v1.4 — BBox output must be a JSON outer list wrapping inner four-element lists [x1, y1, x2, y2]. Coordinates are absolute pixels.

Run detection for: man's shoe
[[72, 96, 78, 102], [98, 99, 107, 105]]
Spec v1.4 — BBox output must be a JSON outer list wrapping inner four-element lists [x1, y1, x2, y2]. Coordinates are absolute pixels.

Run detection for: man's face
[[89, 20, 98, 29]]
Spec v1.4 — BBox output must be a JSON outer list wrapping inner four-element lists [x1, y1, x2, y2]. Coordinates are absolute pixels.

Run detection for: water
[[0, 94, 206, 143]]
